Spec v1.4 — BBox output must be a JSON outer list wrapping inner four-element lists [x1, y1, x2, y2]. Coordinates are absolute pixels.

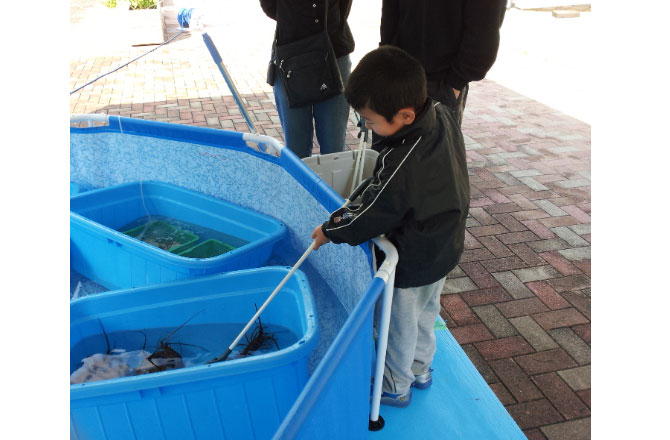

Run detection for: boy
[[311, 46, 470, 407]]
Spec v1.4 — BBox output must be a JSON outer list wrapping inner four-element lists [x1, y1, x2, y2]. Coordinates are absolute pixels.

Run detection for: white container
[[302, 149, 379, 198]]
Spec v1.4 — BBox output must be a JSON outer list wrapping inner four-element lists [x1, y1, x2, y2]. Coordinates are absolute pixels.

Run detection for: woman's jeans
[[273, 55, 352, 158]]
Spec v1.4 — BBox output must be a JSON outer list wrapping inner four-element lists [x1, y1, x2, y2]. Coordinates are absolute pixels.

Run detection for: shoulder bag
[[272, 0, 344, 108]]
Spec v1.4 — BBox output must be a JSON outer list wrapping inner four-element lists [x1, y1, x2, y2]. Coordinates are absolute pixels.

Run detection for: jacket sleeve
[[447, 0, 507, 90], [322, 149, 409, 246], [259, 0, 277, 20], [380, 0, 399, 46]]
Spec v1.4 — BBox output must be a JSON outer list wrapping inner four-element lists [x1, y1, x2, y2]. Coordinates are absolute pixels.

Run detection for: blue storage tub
[[70, 266, 318, 440], [70, 181, 287, 289]]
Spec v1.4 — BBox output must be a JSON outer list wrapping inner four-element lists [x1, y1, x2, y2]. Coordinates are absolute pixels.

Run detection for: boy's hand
[[311, 225, 331, 250]]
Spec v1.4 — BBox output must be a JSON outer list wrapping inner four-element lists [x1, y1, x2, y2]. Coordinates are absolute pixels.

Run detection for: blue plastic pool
[[70, 115, 526, 440]]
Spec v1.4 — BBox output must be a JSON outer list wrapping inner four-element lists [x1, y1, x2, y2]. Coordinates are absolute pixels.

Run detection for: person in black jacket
[[311, 46, 469, 407], [380, 0, 507, 127], [260, 0, 355, 158]]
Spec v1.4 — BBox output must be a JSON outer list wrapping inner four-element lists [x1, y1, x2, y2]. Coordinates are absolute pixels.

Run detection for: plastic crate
[[179, 238, 235, 258], [123, 219, 199, 254], [70, 181, 287, 290], [70, 266, 318, 440], [302, 149, 378, 198]]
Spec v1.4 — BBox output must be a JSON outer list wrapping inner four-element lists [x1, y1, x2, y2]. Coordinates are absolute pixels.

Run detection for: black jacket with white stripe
[[321, 100, 470, 288]]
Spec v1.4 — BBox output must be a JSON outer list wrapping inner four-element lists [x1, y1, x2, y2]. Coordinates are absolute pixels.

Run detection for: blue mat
[[369, 319, 525, 439]]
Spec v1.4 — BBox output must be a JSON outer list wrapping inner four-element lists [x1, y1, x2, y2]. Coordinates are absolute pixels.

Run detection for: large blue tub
[[71, 181, 287, 290], [70, 266, 318, 440]]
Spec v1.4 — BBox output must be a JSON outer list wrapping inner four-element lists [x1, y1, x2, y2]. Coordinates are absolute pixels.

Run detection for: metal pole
[[202, 32, 258, 134], [368, 266, 395, 430]]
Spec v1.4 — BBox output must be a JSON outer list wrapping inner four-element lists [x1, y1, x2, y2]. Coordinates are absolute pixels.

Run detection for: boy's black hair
[[344, 45, 427, 122]]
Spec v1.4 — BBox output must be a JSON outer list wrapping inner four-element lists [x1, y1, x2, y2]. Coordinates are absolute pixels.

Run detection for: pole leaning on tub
[[351, 113, 370, 192], [203, 32, 281, 154], [202, 32, 258, 134], [207, 177, 374, 364]]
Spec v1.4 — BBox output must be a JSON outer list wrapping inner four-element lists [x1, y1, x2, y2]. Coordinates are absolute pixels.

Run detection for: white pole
[[356, 135, 368, 187], [369, 266, 395, 424], [351, 131, 366, 192], [208, 242, 315, 363], [208, 190, 365, 364]]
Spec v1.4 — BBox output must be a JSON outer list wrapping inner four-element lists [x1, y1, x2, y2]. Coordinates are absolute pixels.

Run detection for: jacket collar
[[372, 99, 436, 149]]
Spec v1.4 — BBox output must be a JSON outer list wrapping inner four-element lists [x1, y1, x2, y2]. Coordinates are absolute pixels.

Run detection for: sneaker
[[380, 390, 412, 408], [411, 369, 433, 389]]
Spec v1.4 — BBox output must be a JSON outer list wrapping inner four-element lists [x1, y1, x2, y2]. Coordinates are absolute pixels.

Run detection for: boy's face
[[358, 106, 415, 137]]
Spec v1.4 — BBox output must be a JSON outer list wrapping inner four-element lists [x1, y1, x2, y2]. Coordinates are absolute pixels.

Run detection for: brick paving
[[70, 1, 591, 439], [440, 79, 591, 438]]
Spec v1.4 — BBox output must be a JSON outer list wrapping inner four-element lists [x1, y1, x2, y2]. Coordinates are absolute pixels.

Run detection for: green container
[[123, 220, 199, 254], [179, 239, 235, 259]]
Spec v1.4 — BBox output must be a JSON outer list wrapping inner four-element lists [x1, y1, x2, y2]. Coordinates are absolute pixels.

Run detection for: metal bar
[[368, 235, 397, 428], [202, 32, 258, 134]]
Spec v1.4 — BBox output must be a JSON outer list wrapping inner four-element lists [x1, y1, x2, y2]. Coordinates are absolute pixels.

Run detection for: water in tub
[[69, 215, 250, 300], [266, 254, 350, 374], [119, 215, 249, 253], [71, 322, 298, 384]]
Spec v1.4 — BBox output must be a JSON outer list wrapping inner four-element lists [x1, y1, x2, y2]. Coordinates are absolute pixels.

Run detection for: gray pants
[[376, 277, 446, 394]]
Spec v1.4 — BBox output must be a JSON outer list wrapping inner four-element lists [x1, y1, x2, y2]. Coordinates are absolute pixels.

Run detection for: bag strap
[[271, 27, 278, 51]]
